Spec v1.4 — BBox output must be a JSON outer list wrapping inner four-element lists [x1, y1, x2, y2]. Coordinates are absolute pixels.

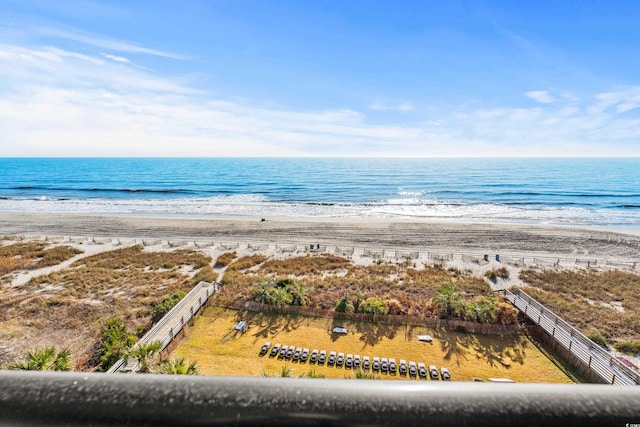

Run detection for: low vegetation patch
[[485, 267, 510, 281], [217, 255, 508, 324], [519, 268, 640, 344], [613, 340, 640, 355], [0, 241, 82, 277], [214, 251, 237, 268], [0, 245, 214, 370]]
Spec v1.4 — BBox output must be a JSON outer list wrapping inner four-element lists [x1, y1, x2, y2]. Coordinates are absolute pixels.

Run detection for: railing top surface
[[1, 372, 639, 426]]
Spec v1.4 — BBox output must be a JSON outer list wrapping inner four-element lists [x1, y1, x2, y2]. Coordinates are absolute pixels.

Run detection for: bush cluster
[[252, 278, 309, 307], [96, 317, 137, 371], [150, 291, 187, 323]]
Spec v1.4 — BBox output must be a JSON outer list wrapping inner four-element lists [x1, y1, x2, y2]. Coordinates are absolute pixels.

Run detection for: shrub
[[251, 279, 308, 307], [359, 297, 388, 315], [157, 357, 199, 375], [150, 291, 187, 323], [214, 251, 236, 268], [587, 330, 608, 348], [613, 340, 640, 355], [8, 347, 72, 371], [335, 293, 354, 313], [485, 267, 509, 281], [97, 317, 137, 371]]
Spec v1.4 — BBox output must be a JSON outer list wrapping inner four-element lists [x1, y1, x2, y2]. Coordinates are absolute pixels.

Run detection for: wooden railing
[[107, 281, 219, 373], [500, 288, 639, 386]]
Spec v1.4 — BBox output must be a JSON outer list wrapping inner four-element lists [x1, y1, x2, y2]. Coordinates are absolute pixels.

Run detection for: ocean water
[[1, 158, 639, 228]]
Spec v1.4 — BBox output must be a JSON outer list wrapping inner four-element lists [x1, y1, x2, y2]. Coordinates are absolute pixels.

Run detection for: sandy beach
[[1, 213, 640, 261]]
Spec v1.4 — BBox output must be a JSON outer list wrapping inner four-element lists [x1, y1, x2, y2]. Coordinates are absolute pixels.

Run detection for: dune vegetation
[[216, 254, 518, 325], [519, 268, 640, 351], [0, 244, 216, 370]]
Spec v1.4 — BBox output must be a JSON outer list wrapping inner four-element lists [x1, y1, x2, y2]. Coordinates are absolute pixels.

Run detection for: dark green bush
[[97, 317, 137, 371], [150, 291, 187, 323]]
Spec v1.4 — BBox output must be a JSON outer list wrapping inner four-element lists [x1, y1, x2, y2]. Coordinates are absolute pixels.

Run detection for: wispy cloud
[[369, 101, 415, 112], [525, 90, 554, 104], [102, 53, 129, 63], [35, 26, 186, 60], [592, 87, 640, 114], [0, 43, 639, 157]]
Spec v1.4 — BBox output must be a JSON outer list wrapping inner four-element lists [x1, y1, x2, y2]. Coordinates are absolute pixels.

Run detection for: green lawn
[[172, 306, 573, 383]]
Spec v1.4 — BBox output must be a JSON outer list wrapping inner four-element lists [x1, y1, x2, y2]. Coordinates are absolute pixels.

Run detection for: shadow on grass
[[472, 335, 529, 369], [326, 317, 398, 346], [432, 328, 529, 369], [229, 310, 304, 345], [433, 328, 472, 367]]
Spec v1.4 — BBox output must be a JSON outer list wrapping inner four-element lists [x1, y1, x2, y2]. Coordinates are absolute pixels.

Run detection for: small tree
[[353, 289, 364, 314], [97, 317, 137, 371], [335, 292, 354, 313], [124, 341, 162, 373], [157, 357, 199, 375], [9, 347, 71, 371], [433, 284, 464, 319], [359, 297, 387, 316], [289, 281, 309, 306], [270, 286, 292, 308], [252, 280, 274, 304]]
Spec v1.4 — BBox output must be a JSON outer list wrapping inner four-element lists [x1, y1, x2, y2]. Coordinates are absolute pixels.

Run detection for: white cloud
[[369, 101, 415, 112], [525, 90, 554, 104], [35, 26, 186, 60], [102, 53, 129, 63], [1, 43, 639, 158], [590, 87, 640, 114]]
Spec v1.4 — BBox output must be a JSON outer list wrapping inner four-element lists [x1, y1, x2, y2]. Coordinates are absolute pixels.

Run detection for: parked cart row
[[259, 342, 451, 380]]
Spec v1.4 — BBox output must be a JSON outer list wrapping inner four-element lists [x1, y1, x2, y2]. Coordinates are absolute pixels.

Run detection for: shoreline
[[2, 212, 640, 261]]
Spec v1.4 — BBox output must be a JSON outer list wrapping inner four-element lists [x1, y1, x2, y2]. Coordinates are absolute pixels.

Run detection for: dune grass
[[519, 268, 640, 343], [0, 241, 82, 277], [172, 307, 572, 383], [0, 245, 214, 370]]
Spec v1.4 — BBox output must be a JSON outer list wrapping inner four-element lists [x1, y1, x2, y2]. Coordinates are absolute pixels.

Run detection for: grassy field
[[172, 307, 572, 383]]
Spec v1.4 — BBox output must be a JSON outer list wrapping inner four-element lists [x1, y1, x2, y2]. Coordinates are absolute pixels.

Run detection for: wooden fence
[[226, 300, 520, 336]]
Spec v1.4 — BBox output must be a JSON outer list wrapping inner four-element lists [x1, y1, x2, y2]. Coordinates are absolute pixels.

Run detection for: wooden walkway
[[107, 281, 219, 373], [500, 288, 639, 386]]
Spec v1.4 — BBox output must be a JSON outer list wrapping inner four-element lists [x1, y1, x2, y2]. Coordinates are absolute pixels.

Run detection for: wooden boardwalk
[[107, 281, 219, 373], [500, 288, 639, 386]]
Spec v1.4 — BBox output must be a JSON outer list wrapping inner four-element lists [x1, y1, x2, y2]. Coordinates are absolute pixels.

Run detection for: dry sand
[[2, 213, 640, 260]]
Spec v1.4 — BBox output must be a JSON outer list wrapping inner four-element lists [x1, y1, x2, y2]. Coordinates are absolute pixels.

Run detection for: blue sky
[[1, 0, 639, 157]]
